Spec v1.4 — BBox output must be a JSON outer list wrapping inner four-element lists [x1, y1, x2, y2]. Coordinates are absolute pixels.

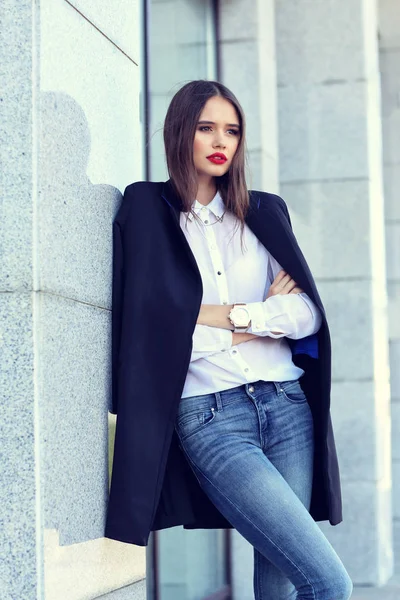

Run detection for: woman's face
[[193, 96, 241, 181]]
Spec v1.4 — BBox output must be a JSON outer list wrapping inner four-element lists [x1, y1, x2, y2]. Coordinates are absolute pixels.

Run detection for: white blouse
[[179, 189, 322, 399]]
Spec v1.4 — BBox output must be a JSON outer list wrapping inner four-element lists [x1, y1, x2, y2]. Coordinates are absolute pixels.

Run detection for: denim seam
[[185, 451, 316, 600], [254, 549, 263, 600], [245, 390, 264, 447]]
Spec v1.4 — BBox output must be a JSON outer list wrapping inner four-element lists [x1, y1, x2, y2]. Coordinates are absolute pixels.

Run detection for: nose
[[213, 136, 226, 149]]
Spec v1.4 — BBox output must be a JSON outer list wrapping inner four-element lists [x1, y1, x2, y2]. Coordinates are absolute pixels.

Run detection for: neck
[[196, 175, 217, 206]]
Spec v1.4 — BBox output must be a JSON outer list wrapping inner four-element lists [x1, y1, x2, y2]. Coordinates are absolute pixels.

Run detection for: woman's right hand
[[266, 269, 303, 299]]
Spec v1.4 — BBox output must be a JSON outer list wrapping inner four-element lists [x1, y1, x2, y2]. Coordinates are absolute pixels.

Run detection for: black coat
[[104, 179, 342, 546]]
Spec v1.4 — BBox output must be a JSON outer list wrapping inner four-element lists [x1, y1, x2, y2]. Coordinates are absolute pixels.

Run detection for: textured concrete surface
[[96, 579, 146, 600], [276, 0, 392, 585], [352, 521, 400, 599]]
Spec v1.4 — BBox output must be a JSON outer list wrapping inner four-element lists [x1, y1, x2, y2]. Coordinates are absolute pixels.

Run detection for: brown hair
[[163, 79, 250, 248]]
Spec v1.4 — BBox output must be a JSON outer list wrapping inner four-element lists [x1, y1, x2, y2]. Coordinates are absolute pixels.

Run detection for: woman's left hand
[[266, 269, 303, 299]]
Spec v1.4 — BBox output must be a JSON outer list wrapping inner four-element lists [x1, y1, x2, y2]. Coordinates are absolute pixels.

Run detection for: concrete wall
[[275, 0, 392, 586], [0, 0, 145, 598], [379, 0, 400, 530]]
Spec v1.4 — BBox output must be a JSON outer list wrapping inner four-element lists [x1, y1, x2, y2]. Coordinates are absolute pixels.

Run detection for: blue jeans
[[174, 379, 353, 600]]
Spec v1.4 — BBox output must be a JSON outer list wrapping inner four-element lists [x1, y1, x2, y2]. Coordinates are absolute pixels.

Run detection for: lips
[[207, 153, 227, 164]]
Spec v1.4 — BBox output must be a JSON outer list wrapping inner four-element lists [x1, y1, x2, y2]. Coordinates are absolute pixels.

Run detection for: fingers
[[268, 270, 303, 297], [274, 269, 287, 283], [283, 280, 298, 294], [273, 271, 293, 294]]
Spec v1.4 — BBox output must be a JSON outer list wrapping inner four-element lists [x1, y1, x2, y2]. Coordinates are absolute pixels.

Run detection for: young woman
[[105, 80, 353, 599]]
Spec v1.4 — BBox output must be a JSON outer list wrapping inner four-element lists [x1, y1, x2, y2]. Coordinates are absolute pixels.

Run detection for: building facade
[[1, 0, 399, 598]]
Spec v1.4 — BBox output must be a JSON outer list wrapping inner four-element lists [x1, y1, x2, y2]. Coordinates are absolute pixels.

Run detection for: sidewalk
[[351, 521, 400, 600]]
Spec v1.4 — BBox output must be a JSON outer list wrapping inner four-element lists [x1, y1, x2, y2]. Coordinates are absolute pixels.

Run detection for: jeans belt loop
[[215, 391, 223, 412]]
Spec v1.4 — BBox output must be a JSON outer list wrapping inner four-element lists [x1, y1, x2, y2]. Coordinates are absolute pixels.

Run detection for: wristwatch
[[228, 302, 251, 333]]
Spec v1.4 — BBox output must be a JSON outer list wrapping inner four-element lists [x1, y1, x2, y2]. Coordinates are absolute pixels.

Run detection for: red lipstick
[[207, 152, 227, 164]]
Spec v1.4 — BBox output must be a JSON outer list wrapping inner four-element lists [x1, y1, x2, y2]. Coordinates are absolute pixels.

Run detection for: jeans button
[[248, 386, 254, 393]]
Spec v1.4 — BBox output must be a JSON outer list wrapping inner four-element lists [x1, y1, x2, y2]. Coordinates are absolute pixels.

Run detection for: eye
[[198, 126, 240, 135]]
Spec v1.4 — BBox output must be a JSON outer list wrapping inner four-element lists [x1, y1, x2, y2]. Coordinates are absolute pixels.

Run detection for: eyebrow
[[198, 120, 241, 128]]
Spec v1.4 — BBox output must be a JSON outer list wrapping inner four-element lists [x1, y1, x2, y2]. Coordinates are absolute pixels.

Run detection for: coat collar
[[161, 178, 260, 220]]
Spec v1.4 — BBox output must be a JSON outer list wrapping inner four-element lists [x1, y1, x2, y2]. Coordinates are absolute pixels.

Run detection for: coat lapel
[[161, 179, 203, 288]]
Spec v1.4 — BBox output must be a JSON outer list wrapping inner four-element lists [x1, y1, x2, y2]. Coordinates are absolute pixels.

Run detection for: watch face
[[234, 307, 250, 326]]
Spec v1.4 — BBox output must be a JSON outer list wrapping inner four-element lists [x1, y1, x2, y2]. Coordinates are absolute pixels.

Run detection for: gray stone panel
[[391, 401, 400, 462], [219, 0, 258, 42], [389, 341, 400, 400], [98, 578, 146, 599], [40, 0, 142, 190], [351, 520, 400, 597], [387, 282, 400, 341], [276, 0, 366, 85], [383, 164, 400, 222], [386, 223, 400, 282], [278, 81, 370, 182], [39, 292, 111, 544], [380, 49, 400, 166], [379, 0, 400, 50], [319, 479, 393, 585], [393, 461, 400, 519], [247, 149, 279, 195], [0, 292, 38, 600], [317, 280, 380, 381], [0, 0, 34, 293], [330, 381, 391, 482], [231, 530, 253, 600], [62, 0, 139, 61], [38, 162, 120, 308], [281, 180, 372, 279]]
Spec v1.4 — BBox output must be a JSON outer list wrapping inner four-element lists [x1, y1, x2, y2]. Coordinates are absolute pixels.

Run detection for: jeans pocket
[[280, 380, 308, 404], [175, 404, 217, 442]]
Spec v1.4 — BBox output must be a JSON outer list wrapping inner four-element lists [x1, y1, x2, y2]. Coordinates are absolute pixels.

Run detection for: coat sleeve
[[109, 184, 138, 414], [110, 218, 124, 415]]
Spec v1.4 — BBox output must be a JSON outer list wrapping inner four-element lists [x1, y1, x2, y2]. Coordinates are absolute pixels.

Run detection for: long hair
[[163, 80, 250, 248]]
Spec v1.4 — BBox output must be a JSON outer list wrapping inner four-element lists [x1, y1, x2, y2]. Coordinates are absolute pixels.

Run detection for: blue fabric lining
[[287, 334, 319, 359]]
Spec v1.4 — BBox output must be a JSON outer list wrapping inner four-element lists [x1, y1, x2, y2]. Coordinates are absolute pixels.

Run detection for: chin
[[200, 163, 230, 177]]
